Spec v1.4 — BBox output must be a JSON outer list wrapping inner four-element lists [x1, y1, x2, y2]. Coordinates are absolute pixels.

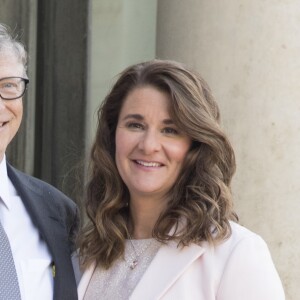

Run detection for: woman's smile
[[133, 159, 164, 168]]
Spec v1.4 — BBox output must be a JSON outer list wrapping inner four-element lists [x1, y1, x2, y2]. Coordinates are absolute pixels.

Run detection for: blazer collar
[[131, 241, 205, 299], [78, 241, 205, 300], [6, 163, 68, 262], [78, 261, 96, 300], [6, 163, 78, 300]]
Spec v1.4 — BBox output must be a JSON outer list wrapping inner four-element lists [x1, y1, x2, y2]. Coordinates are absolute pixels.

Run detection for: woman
[[78, 60, 284, 299]]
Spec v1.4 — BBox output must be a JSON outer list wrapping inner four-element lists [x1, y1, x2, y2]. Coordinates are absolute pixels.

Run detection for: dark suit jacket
[[7, 163, 79, 300]]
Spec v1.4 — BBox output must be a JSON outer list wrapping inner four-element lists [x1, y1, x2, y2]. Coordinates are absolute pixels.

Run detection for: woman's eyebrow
[[163, 119, 174, 125], [122, 115, 174, 125], [122, 114, 144, 121]]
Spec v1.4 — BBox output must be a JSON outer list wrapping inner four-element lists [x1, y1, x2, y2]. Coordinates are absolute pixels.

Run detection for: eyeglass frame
[[0, 76, 29, 100]]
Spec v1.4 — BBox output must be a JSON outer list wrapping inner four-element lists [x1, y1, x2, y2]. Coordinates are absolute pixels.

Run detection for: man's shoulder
[[7, 163, 77, 210]]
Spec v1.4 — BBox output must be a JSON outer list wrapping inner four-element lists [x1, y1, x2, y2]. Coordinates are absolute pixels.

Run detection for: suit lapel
[[6, 164, 76, 299], [131, 241, 205, 300], [6, 164, 67, 258]]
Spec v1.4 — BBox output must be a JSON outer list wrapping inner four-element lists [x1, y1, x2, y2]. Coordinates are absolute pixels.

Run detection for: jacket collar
[[6, 163, 78, 299], [78, 261, 96, 300], [78, 242, 205, 300], [131, 241, 205, 299], [6, 163, 65, 255]]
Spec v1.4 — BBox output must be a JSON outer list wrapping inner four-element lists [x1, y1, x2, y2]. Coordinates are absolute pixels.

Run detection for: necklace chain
[[125, 234, 153, 270]]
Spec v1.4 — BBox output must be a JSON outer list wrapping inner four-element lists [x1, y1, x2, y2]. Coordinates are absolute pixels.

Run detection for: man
[[0, 24, 79, 299]]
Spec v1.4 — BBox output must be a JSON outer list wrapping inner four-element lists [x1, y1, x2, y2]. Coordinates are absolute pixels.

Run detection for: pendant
[[130, 259, 138, 270]]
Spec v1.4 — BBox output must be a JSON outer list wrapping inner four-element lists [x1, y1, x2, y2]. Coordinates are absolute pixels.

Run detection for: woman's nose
[[138, 130, 162, 154]]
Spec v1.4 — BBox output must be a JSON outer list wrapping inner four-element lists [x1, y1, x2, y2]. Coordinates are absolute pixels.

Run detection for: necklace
[[125, 234, 153, 270]]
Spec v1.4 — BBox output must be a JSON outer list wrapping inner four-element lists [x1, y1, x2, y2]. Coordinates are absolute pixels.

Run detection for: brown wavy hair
[[79, 59, 238, 269]]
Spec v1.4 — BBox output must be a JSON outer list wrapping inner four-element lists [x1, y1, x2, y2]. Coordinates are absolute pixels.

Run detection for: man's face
[[0, 53, 24, 161]]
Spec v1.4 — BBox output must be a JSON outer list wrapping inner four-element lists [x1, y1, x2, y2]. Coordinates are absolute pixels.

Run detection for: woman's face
[[0, 52, 24, 161], [115, 86, 191, 203]]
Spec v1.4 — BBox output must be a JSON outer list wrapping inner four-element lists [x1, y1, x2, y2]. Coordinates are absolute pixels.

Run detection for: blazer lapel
[[131, 241, 205, 300], [78, 262, 96, 300], [7, 164, 67, 257], [7, 164, 76, 299]]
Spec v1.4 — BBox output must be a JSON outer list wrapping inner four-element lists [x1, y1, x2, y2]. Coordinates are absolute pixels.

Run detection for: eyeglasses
[[0, 77, 29, 100]]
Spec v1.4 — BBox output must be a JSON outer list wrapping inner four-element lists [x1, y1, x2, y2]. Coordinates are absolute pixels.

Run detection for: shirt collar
[[0, 155, 12, 210]]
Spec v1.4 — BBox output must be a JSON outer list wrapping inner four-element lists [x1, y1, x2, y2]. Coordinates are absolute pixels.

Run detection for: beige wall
[[157, 1, 299, 299], [89, 0, 157, 145]]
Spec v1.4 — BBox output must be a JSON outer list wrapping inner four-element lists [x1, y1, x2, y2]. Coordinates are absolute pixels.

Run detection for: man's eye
[[2, 82, 16, 89]]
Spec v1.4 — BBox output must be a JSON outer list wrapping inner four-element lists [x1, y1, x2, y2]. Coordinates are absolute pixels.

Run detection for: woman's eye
[[127, 122, 144, 130], [162, 127, 179, 135]]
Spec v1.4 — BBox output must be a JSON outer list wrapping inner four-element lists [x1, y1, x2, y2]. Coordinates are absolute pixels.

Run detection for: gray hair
[[0, 23, 27, 74]]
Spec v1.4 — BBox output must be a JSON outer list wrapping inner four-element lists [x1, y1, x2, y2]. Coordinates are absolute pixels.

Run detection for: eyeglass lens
[[0, 77, 28, 100]]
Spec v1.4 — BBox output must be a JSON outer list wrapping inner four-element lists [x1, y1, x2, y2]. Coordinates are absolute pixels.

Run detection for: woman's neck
[[128, 195, 167, 239]]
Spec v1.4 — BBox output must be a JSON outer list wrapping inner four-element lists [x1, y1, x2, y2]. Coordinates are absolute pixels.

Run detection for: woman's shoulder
[[209, 223, 285, 299], [204, 221, 269, 260], [227, 221, 264, 244]]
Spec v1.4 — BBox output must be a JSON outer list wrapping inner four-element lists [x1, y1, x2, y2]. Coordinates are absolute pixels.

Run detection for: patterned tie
[[0, 204, 22, 300]]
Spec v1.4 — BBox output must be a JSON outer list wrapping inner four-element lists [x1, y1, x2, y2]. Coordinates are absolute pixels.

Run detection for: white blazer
[[78, 222, 285, 300]]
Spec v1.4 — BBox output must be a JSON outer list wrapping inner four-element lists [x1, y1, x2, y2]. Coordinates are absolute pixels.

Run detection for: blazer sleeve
[[45, 182, 80, 253], [217, 235, 285, 300]]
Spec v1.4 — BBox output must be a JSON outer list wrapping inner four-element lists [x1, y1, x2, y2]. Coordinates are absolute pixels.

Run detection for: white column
[[89, 0, 157, 145], [157, 1, 300, 298]]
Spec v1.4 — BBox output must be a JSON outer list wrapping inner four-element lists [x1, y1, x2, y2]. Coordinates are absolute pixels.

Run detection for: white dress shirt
[[0, 156, 53, 300]]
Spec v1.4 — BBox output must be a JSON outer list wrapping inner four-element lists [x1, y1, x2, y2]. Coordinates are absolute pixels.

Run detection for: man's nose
[[0, 96, 6, 108]]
